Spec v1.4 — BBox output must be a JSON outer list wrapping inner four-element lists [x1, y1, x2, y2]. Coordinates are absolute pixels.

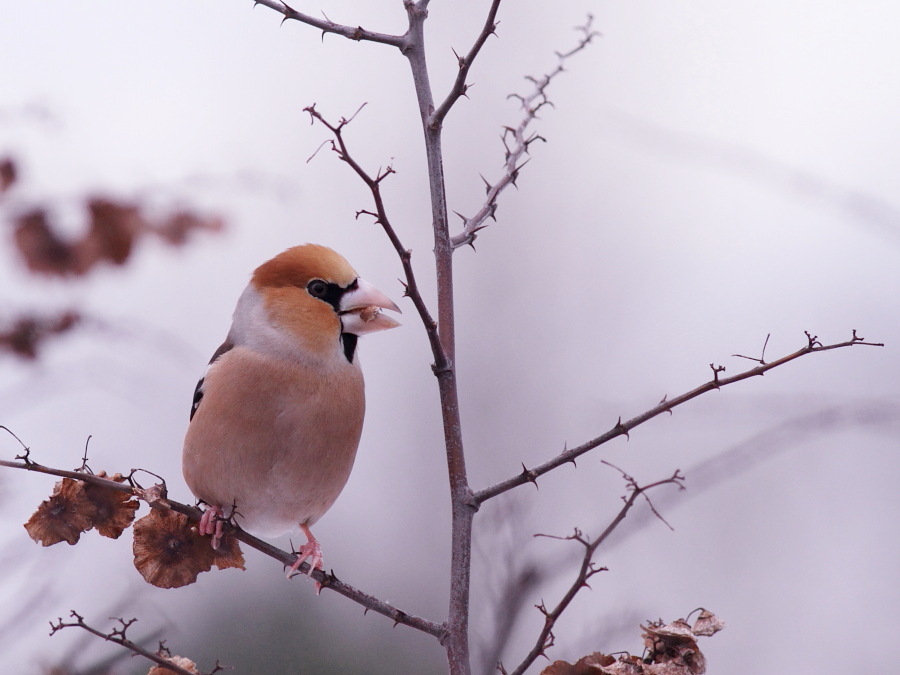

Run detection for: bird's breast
[[182, 346, 365, 536]]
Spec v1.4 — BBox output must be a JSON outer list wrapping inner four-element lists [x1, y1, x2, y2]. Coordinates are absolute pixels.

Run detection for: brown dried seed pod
[[24, 478, 97, 546], [133, 509, 215, 588], [133, 509, 243, 589], [85, 471, 140, 539]]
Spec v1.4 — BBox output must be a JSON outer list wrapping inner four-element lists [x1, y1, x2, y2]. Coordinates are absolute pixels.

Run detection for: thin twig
[[431, 0, 503, 126], [451, 15, 599, 250], [49, 611, 210, 675], [503, 470, 685, 675], [302, 104, 448, 375], [475, 331, 884, 504], [251, 0, 408, 49]]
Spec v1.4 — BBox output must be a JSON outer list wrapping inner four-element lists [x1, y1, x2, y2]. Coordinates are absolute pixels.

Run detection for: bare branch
[[0, 454, 446, 640], [49, 611, 204, 675], [505, 470, 685, 675], [251, 0, 407, 49], [302, 104, 449, 376], [431, 0, 503, 125], [400, 6, 475, 671], [451, 15, 599, 250], [475, 331, 884, 504]]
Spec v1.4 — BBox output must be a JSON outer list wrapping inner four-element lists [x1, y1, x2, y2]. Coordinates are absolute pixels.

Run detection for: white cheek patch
[[229, 284, 302, 359]]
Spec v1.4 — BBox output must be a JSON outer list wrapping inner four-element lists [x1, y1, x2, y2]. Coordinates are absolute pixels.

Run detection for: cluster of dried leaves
[[24, 472, 243, 589], [12, 197, 223, 277], [24, 473, 138, 545], [2, 155, 223, 279], [1, 154, 223, 361], [0, 310, 80, 359], [541, 611, 724, 675]]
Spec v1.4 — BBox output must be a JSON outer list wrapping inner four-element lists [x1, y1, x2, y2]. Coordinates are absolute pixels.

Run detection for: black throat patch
[[340, 332, 358, 363]]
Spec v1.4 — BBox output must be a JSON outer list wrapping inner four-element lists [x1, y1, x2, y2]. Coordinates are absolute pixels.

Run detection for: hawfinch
[[182, 244, 400, 578]]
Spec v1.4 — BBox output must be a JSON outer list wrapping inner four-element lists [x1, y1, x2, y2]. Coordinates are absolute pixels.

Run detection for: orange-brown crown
[[252, 244, 358, 291]]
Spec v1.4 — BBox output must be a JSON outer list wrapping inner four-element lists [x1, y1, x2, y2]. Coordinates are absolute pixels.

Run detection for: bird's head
[[242, 244, 401, 363]]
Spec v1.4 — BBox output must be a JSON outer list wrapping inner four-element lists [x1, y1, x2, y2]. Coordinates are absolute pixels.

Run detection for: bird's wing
[[190, 339, 234, 421]]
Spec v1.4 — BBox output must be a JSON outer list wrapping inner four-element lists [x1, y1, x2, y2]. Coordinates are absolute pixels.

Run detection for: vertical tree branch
[[403, 3, 474, 673]]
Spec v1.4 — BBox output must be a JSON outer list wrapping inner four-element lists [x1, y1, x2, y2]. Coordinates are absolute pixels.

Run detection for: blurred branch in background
[[605, 111, 900, 247], [475, 395, 899, 671], [503, 468, 686, 675]]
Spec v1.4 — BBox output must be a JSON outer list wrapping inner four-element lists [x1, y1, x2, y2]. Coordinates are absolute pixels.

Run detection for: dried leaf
[[541, 652, 618, 675], [12, 195, 222, 278], [133, 509, 213, 588], [0, 157, 16, 193], [551, 613, 724, 675], [691, 610, 725, 637], [85, 472, 139, 538], [212, 529, 246, 571], [600, 655, 644, 675], [153, 211, 224, 245], [147, 655, 200, 675], [82, 197, 142, 266], [13, 209, 80, 276], [24, 478, 97, 546], [642, 619, 706, 675], [0, 311, 80, 360], [133, 509, 243, 589]]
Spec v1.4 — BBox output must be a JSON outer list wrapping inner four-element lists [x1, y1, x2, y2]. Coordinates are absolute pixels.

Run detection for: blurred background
[[2, 0, 898, 673]]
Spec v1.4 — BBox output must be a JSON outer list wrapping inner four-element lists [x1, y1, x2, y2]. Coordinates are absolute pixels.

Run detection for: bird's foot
[[198, 505, 225, 550], [288, 524, 324, 593]]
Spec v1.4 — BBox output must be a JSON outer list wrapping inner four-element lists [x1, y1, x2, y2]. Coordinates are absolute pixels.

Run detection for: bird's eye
[[307, 279, 328, 299]]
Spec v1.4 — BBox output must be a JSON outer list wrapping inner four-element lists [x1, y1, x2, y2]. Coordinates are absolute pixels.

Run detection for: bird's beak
[[339, 278, 402, 335]]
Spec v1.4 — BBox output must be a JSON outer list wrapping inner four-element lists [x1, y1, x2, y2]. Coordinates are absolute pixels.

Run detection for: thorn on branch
[[805, 331, 823, 348], [524, 133, 547, 151], [452, 47, 466, 69], [659, 394, 674, 416], [520, 463, 539, 488], [614, 416, 630, 441]]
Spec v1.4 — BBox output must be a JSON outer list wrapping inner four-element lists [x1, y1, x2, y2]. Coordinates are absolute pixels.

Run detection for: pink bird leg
[[288, 524, 324, 589], [198, 505, 224, 550]]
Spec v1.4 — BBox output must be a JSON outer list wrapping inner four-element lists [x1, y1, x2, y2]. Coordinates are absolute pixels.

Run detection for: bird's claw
[[199, 505, 225, 550], [288, 525, 324, 593]]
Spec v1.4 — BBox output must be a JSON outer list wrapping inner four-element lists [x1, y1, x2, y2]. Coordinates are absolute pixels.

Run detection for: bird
[[182, 243, 400, 580]]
